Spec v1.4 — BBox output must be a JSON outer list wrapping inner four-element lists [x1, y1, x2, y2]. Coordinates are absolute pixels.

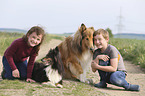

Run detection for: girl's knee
[[5, 73, 14, 80], [20, 73, 27, 80]]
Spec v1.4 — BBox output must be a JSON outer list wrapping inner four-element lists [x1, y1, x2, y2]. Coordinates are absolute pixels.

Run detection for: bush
[[106, 28, 113, 38]]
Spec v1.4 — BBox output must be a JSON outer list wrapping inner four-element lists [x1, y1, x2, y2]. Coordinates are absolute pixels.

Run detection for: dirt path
[[0, 39, 145, 96], [91, 61, 145, 96], [36, 39, 62, 60]]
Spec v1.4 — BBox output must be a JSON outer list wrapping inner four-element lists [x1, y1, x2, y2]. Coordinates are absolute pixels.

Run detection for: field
[[0, 32, 145, 96], [0, 32, 145, 68], [109, 38, 145, 68]]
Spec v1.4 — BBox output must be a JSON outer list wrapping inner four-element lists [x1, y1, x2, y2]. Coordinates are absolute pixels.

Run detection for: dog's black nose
[[90, 48, 95, 52], [90, 48, 94, 51], [41, 58, 45, 62]]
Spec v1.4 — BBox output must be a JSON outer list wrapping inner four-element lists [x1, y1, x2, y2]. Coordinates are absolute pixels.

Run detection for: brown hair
[[93, 28, 109, 40], [22, 26, 45, 55]]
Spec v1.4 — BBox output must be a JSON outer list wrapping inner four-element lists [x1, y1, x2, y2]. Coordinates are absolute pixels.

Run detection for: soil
[[0, 39, 145, 96]]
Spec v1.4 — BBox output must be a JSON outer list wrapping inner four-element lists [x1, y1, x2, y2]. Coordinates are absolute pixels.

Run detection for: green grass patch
[[0, 79, 106, 96], [0, 79, 26, 89], [109, 38, 145, 68]]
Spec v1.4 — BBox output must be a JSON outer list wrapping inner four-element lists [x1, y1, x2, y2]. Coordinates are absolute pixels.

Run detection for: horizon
[[1, 27, 145, 35]]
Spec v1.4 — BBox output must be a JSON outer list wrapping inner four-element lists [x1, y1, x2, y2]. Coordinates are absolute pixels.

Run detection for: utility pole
[[117, 7, 124, 34]]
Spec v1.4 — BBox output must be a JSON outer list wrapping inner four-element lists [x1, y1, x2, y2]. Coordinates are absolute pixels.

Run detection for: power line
[[116, 7, 124, 34]]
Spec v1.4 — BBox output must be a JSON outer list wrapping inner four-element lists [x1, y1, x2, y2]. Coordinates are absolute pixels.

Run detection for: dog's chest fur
[[78, 50, 93, 69], [45, 65, 62, 84]]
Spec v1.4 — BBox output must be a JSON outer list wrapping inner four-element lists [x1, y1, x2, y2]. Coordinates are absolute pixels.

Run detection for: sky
[[0, 0, 145, 34]]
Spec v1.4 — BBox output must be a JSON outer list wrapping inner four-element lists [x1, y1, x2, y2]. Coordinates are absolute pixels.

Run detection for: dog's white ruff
[[77, 50, 93, 82], [45, 65, 62, 84]]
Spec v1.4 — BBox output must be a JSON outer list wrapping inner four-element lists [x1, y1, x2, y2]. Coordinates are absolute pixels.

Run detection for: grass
[[0, 32, 145, 68], [0, 32, 23, 55], [0, 80, 26, 89], [0, 32, 145, 95], [0, 79, 106, 96], [109, 38, 145, 68]]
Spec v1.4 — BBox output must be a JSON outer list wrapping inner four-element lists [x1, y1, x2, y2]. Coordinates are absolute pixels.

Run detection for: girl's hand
[[12, 69, 20, 78], [26, 78, 36, 83], [96, 55, 109, 61]]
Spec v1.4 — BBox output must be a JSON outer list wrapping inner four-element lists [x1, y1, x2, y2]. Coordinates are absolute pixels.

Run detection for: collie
[[58, 23, 94, 83], [32, 47, 64, 88]]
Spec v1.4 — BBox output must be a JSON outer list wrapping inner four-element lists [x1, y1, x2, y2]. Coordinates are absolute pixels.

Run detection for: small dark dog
[[32, 47, 64, 88]]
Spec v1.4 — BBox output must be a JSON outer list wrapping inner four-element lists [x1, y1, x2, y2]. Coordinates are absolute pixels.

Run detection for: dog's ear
[[54, 47, 59, 54], [88, 27, 95, 32], [50, 48, 53, 51], [79, 23, 86, 34]]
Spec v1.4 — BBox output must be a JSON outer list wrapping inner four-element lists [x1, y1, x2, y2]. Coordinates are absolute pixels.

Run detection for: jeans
[[2, 56, 27, 80], [98, 60, 130, 89]]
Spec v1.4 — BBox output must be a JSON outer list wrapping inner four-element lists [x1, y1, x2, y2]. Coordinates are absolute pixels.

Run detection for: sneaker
[[94, 81, 107, 88], [1, 68, 6, 79], [126, 84, 140, 91]]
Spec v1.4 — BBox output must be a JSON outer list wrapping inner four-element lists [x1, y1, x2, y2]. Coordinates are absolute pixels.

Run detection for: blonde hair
[[22, 26, 45, 55], [93, 28, 109, 40]]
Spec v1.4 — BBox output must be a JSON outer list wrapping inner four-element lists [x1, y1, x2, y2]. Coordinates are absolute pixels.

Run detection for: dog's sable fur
[[32, 47, 64, 88], [58, 23, 94, 83]]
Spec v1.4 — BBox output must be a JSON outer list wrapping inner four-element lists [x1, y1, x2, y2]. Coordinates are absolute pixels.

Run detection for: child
[[1, 26, 45, 83], [91, 29, 140, 91]]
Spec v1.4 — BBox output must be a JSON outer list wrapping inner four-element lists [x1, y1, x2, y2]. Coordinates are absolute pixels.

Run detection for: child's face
[[94, 34, 109, 49], [27, 32, 43, 47]]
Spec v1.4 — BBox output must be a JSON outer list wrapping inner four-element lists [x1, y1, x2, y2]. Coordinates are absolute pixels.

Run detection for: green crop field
[[0, 32, 145, 69], [0, 32, 145, 96], [109, 38, 145, 68]]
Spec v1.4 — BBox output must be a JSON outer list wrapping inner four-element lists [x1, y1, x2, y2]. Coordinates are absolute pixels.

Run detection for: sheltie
[[32, 47, 64, 88], [58, 23, 94, 83]]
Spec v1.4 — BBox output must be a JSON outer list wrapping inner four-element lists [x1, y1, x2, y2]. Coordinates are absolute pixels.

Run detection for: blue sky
[[0, 0, 145, 34]]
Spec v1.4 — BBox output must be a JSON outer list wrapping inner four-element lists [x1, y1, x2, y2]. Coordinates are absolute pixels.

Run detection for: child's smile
[[27, 32, 42, 47], [94, 34, 108, 51]]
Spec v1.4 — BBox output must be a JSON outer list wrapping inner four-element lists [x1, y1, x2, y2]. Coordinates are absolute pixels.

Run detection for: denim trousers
[[2, 56, 27, 80], [98, 60, 130, 89]]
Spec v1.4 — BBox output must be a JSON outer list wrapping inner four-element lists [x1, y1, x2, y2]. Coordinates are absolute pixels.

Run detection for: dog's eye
[[41, 58, 46, 62], [48, 60, 52, 63]]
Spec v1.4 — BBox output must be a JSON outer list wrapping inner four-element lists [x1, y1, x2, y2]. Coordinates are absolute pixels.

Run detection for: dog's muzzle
[[89, 47, 94, 52]]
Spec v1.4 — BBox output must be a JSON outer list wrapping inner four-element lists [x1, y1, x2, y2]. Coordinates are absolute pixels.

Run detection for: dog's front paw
[[42, 82, 56, 87], [85, 78, 94, 85], [56, 83, 63, 88]]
